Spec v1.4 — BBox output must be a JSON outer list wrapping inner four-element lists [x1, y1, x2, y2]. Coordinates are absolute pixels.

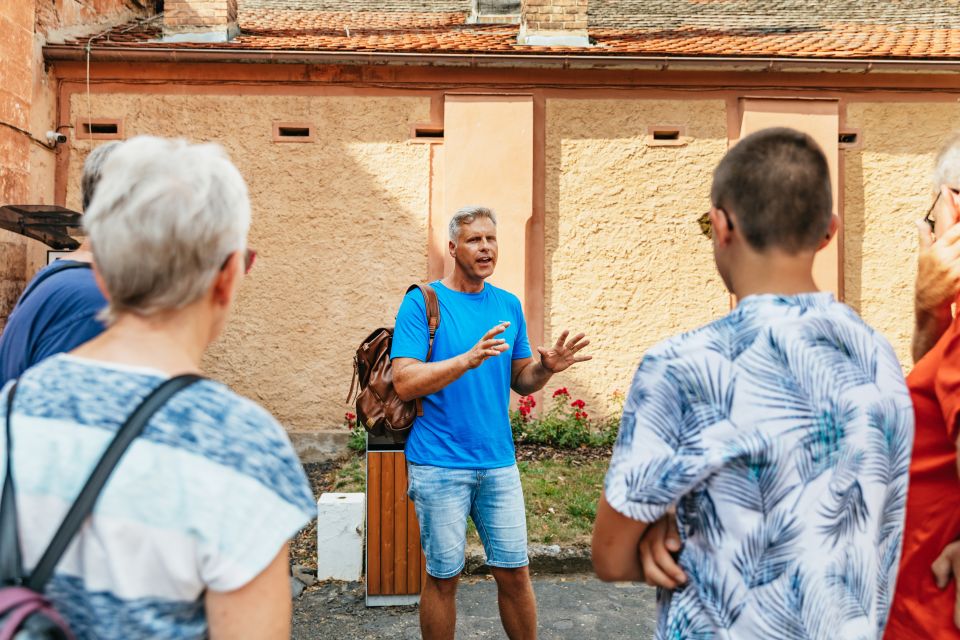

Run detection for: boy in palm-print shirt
[[592, 127, 912, 640]]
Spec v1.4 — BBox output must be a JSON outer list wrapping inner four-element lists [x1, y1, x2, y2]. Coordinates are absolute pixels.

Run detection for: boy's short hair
[[710, 127, 832, 253]]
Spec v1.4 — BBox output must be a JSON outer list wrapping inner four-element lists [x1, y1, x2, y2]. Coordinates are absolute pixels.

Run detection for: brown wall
[[0, 0, 36, 329], [36, 0, 149, 37], [544, 98, 731, 413], [65, 91, 432, 439]]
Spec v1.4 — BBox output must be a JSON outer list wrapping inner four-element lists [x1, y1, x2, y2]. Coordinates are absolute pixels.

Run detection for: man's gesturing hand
[[463, 322, 511, 369], [932, 539, 960, 629], [538, 330, 592, 374]]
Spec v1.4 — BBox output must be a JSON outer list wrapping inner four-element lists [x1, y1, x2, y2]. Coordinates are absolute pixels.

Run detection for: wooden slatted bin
[[366, 443, 426, 606]]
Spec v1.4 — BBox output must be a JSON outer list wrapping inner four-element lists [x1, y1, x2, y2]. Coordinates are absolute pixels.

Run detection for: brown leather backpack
[[347, 284, 440, 443]]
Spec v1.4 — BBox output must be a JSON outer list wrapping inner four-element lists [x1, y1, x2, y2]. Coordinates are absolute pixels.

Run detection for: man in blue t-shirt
[[0, 141, 119, 386], [392, 205, 591, 640]]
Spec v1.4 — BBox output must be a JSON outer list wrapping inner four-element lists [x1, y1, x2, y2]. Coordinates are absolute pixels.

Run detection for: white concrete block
[[317, 492, 365, 581]]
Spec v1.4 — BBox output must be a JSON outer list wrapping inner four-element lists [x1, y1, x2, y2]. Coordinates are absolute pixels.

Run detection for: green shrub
[[510, 388, 624, 449]]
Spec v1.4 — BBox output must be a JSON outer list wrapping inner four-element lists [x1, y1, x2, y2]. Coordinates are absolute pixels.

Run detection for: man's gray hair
[[934, 132, 960, 191], [448, 205, 497, 243], [81, 141, 121, 210], [83, 136, 251, 324]]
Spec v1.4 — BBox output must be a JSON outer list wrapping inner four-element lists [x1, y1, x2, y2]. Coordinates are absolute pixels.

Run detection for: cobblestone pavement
[[293, 574, 658, 639]]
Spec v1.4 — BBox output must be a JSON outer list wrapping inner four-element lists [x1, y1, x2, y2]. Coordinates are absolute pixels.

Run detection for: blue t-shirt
[[0, 260, 106, 387], [390, 281, 532, 469]]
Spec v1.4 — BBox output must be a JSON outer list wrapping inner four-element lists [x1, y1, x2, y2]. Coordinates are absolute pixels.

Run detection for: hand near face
[[538, 329, 592, 374], [916, 213, 960, 316]]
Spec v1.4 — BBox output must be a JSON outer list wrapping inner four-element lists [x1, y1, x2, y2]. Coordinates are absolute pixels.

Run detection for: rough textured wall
[[0, 0, 35, 328], [36, 0, 150, 39], [67, 92, 431, 435], [843, 102, 960, 366], [545, 99, 730, 415]]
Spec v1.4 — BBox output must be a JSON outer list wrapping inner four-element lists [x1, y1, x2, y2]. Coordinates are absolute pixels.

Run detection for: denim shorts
[[407, 462, 529, 579]]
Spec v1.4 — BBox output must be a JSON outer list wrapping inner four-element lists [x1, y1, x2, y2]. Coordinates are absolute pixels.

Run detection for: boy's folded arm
[[591, 493, 650, 582]]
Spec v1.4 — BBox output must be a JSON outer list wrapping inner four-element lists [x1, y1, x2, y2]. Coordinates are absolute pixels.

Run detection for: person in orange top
[[885, 135, 960, 639]]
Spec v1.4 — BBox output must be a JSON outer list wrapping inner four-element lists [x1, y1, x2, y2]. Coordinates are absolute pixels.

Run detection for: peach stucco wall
[[544, 98, 731, 414], [56, 87, 959, 442], [843, 101, 960, 367], [66, 92, 432, 437], [441, 95, 533, 304]]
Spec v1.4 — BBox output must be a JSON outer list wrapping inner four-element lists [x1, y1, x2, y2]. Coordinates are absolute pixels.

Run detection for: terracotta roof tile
[[54, 0, 960, 60]]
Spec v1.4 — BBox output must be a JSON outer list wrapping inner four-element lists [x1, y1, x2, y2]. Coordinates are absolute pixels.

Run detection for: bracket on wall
[[0, 204, 83, 249]]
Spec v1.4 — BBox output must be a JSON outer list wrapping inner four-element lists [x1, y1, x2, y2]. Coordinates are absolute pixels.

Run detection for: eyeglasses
[[697, 208, 733, 239], [220, 248, 257, 275], [925, 187, 960, 234]]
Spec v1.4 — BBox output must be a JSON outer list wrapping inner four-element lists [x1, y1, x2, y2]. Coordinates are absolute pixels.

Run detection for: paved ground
[[293, 574, 658, 639]]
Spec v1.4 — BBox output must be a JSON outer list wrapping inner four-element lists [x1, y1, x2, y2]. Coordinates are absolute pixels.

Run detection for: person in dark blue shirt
[[0, 141, 119, 386], [392, 205, 592, 640]]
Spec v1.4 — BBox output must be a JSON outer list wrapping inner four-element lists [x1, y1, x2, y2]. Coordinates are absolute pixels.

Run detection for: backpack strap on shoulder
[[406, 284, 441, 418]]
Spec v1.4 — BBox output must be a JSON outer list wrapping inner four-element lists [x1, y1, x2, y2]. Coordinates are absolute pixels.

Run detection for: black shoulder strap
[[0, 383, 23, 584], [16, 262, 93, 309], [25, 373, 203, 591]]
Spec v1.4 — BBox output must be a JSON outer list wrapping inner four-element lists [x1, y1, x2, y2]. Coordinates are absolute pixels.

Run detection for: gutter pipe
[[41, 44, 960, 73]]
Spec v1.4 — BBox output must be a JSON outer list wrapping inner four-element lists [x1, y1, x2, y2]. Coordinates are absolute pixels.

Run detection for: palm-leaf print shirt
[[605, 293, 913, 640]]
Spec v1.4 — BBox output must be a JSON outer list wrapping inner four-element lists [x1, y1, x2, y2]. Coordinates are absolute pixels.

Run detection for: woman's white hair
[[83, 136, 251, 323], [934, 132, 960, 190]]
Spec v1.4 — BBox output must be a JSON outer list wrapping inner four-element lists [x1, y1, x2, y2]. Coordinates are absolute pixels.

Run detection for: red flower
[[571, 399, 586, 410], [574, 411, 589, 421], [345, 412, 356, 421], [519, 395, 536, 409], [552, 387, 570, 398]]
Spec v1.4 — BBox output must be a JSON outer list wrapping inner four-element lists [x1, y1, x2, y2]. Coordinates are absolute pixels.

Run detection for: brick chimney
[[163, 0, 239, 42], [518, 0, 590, 47]]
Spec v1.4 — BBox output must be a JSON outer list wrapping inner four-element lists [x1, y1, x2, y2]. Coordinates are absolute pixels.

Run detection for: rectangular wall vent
[[415, 127, 444, 139], [646, 125, 688, 147], [75, 118, 123, 140], [838, 130, 861, 149], [273, 121, 315, 143]]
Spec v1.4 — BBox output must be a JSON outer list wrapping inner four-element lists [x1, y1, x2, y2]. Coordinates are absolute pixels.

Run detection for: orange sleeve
[[935, 314, 960, 442]]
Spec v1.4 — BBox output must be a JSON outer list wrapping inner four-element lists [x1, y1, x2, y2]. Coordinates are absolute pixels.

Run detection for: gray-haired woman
[[1, 136, 313, 639]]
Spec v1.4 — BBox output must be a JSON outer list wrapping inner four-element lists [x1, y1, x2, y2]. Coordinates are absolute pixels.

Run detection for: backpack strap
[[15, 261, 92, 310], [0, 383, 23, 585], [406, 284, 441, 418], [25, 373, 204, 592]]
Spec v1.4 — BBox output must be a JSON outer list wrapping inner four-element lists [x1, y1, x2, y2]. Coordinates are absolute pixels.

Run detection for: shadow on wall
[[843, 150, 865, 315], [65, 93, 432, 434], [840, 102, 960, 366]]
